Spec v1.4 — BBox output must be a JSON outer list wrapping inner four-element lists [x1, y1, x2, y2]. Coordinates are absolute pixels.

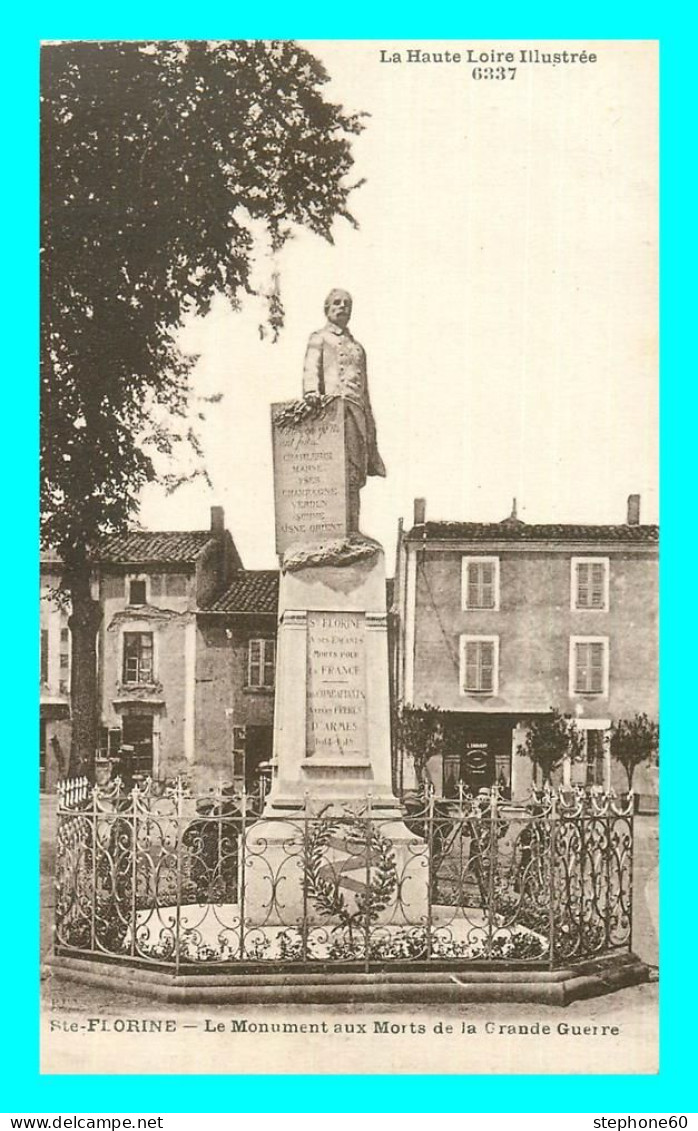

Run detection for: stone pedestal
[[245, 547, 428, 927], [266, 549, 396, 812], [244, 400, 428, 927]]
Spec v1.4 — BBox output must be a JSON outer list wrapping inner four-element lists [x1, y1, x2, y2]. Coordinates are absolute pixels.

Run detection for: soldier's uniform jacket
[[302, 322, 386, 483]]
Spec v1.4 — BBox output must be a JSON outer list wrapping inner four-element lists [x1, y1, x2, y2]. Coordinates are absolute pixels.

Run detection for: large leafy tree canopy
[[41, 39, 364, 581]]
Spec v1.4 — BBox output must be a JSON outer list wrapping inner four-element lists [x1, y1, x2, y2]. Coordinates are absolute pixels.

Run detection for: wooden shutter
[[248, 639, 262, 687], [480, 563, 495, 608], [479, 641, 494, 691], [589, 642, 604, 692], [467, 564, 480, 608], [464, 641, 479, 690], [576, 562, 606, 608], [263, 640, 275, 687], [464, 640, 495, 692], [590, 563, 605, 608], [575, 641, 605, 693], [467, 561, 495, 608]]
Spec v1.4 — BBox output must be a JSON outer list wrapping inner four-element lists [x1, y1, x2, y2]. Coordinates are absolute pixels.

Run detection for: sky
[[138, 40, 658, 570]]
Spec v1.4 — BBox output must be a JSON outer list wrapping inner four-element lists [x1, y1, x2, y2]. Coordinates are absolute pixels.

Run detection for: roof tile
[[406, 521, 658, 544], [204, 571, 280, 614], [95, 530, 215, 564]]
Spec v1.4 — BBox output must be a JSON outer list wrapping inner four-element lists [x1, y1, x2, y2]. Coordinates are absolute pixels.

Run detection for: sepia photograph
[[40, 38, 659, 1077]]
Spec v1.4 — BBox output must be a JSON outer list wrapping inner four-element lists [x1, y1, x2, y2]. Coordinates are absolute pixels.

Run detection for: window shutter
[[263, 641, 275, 687], [480, 642, 494, 691], [481, 563, 494, 608], [463, 640, 495, 692], [248, 639, 262, 687], [590, 642, 604, 691], [590, 563, 605, 608], [467, 561, 496, 608], [576, 564, 590, 608], [464, 642, 479, 690], [467, 564, 479, 608]]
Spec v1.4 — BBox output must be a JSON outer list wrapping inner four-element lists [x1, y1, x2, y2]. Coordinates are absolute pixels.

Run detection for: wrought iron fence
[[54, 778, 633, 974]]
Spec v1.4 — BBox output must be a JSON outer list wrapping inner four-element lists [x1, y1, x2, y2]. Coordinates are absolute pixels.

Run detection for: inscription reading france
[[272, 399, 348, 554], [306, 612, 366, 759]]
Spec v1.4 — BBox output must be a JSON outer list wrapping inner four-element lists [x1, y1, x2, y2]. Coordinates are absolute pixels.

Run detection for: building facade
[[393, 497, 658, 801], [40, 508, 280, 792]]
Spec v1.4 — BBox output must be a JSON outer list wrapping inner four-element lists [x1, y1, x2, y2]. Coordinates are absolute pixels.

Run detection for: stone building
[[196, 570, 279, 790], [40, 508, 280, 792], [392, 496, 659, 802]]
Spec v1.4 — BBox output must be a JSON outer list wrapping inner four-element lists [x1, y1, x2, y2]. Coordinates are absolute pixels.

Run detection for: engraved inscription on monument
[[272, 399, 348, 555], [306, 611, 367, 760]]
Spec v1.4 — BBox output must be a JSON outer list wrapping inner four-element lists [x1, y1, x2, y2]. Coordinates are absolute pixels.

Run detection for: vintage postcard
[[40, 38, 658, 1075]]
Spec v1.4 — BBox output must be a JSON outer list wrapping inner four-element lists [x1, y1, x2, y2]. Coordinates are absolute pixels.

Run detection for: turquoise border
[[10, 4, 693, 1112]]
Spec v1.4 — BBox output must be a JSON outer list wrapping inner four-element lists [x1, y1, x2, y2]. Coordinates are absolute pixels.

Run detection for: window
[[123, 632, 154, 684], [460, 636, 499, 695], [585, 729, 607, 786], [40, 629, 48, 684], [129, 579, 147, 606], [121, 715, 154, 779], [571, 557, 609, 611], [571, 723, 611, 788], [462, 557, 499, 610], [248, 639, 275, 689], [570, 637, 609, 696]]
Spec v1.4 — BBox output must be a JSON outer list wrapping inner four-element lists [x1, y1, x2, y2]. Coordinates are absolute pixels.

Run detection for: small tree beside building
[[609, 713, 659, 791], [517, 709, 585, 786], [395, 703, 449, 789]]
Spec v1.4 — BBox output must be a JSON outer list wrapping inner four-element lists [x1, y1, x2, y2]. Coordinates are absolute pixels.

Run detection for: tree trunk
[[67, 561, 102, 779]]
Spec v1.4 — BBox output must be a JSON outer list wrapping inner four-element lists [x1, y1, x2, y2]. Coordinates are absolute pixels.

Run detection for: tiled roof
[[406, 521, 658, 544], [95, 530, 216, 564], [204, 571, 280, 614], [205, 573, 396, 615]]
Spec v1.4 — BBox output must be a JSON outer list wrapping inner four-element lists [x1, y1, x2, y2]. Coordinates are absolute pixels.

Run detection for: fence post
[[628, 803, 635, 955], [130, 783, 138, 958], [364, 794, 372, 973], [302, 791, 310, 962], [426, 785, 434, 960], [487, 786, 498, 957], [548, 790, 557, 969], [174, 778, 183, 975], [238, 785, 247, 960], [90, 784, 97, 952], [605, 806, 612, 951]]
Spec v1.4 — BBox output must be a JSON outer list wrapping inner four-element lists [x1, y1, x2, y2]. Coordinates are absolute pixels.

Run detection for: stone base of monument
[[46, 951, 652, 1006], [243, 545, 429, 926], [243, 816, 428, 928]]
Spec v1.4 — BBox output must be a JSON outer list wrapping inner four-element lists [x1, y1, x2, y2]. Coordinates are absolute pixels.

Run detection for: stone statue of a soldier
[[303, 289, 386, 533]]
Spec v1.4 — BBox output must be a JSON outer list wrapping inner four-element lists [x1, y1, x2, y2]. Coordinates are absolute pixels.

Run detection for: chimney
[[210, 505, 225, 536], [626, 494, 640, 525], [413, 498, 426, 526]]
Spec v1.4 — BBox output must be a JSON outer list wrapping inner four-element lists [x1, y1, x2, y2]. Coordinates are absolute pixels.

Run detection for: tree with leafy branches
[[609, 713, 659, 791], [41, 39, 365, 776], [517, 708, 585, 786], [395, 702, 453, 787]]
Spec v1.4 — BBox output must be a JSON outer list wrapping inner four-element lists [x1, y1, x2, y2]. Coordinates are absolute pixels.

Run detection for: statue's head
[[324, 288, 352, 329]]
